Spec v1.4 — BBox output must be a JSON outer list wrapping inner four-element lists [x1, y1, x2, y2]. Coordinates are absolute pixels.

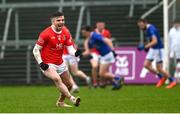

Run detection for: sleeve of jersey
[[36, 32, 48, 47], [65, 32, 73, 46], [95, 34, 104, 42], [148, 28, 156, 39], [107, 30, 112, 38]]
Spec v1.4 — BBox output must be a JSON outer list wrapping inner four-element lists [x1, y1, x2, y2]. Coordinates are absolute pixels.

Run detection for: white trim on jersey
[[33, 44, 43, 64], [67, 45, 76, 56]]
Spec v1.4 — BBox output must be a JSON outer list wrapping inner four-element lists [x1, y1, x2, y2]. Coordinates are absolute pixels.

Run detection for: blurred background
[[0, 0, 179, 85]]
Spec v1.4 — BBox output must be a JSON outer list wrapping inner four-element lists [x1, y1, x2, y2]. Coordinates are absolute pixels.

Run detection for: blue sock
[[157, 73, 163, 79], [114, 76, 120, 81], [168, 77, 175, 83], [112, 76, 121, 87]]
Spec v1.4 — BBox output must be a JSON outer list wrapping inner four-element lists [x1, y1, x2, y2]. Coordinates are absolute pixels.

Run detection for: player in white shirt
[[169, 19, 180, 82]]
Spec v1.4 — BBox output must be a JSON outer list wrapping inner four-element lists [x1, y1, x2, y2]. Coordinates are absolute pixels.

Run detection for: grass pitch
[[0, 85, 180, 113]]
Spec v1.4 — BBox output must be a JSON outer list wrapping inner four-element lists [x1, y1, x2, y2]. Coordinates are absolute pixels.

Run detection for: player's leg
[[144, 48, 164, 79], [156, 62, 177, 88], [144, 60, 158, 74], [99, 63, 114, 80], [60, 70, 81, 106], [99, 63, 124, 90], [156, 49, 176, 88], [56, 94, 72, 108], [63, 55, 79, 93], [43, 68, 72, 99], [56, 71, 79, 107], [56, 71, 74, 107], [89, 53, 99, 87], [69, 58, 91, 86], [44, 64, 80, 106], [69, 74, 79, 93], [99, 52, 124, 90]]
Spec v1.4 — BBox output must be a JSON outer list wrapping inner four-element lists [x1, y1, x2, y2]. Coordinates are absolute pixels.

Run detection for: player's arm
[[33, 32, 49, 70], [33, 44, 49, 70], [33, 44, 42, 64], [82, 39, 90, 56], [65, 33, 82, 57], [66, 44, 82, 57], [145, 35, 157, 49], [103, 37, 114, 50], [102, 37, 117, 57]]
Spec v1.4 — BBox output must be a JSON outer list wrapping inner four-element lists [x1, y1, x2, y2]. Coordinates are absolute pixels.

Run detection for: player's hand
[[137, 44, 145, 51], [39, 62, 49, 71], [144, 48, 149, 52], [75, 49, 82, 57], [112, 50, 117, 58]]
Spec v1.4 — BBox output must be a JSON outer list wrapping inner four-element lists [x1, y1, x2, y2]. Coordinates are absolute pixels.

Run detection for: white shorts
[[100, 52, 115, 64], [146, 48, 164, 63], [47, 62, 68, 75], [90, 52, 100, 61], [63, 55, 79, 66]]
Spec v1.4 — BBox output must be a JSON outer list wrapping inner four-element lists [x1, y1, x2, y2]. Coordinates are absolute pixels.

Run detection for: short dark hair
[[50, 12, 64, 19], [81, 25, 93, 32], [138, 18, 148, 23]]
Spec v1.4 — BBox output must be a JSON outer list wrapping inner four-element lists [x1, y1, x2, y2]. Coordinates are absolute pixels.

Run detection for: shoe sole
[[75, 97, 81, 106]]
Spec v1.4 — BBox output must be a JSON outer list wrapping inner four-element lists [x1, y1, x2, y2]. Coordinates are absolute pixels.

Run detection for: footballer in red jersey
[[33, 12, 81, 107]]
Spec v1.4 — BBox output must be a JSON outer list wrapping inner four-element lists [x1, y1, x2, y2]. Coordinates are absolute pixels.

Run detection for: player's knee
[[52, 77, 61, 83], [71, 71, 79, 76], [144, 63, 150, 69], [91, 63, 98, 69], [99, 71, 105, 77]]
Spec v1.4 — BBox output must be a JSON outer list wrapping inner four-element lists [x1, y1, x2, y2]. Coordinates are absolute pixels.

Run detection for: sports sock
[[157, 73, 163, 79], [168, 77, 176, 83]]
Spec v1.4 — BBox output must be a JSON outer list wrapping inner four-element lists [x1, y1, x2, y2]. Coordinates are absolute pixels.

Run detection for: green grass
[[0, 85, 180, 113]]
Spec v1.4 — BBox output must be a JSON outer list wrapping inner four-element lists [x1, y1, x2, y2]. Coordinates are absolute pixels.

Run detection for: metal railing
[[0, 40, 39, 84], [0, 8, 13, 59], [0, 40, 43, 84], [0, 0, 159, 58]]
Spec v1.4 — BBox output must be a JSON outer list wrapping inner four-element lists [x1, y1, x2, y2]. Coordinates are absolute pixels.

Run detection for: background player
[[169, 19, 180, 82], [62, 29, 91, 92], [86, 22, 112, 87], [94, 22, 112, 87], [95, 22, 112, 39], [33, 12, 81, 107], [137, 19, 176, 89], [81, 25, 124, 90]]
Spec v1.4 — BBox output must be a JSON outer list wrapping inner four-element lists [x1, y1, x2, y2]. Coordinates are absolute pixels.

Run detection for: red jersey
[[95, 28, 111, 39], [91, 28, 112, 54], [36, 25, 73, 65], [62, 26, 77, 55]]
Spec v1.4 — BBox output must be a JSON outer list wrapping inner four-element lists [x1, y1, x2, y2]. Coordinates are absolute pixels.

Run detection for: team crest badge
[[57, 35, 61, 41]]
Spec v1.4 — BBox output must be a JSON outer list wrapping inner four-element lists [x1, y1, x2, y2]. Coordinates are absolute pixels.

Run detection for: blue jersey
[[88, 32, 112, 56], [145, 24, 164, 49]]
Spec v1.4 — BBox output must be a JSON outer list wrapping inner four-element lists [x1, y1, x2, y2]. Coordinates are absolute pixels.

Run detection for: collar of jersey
[[146, 24, 151, 29], [51, 25, 62, 34]]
